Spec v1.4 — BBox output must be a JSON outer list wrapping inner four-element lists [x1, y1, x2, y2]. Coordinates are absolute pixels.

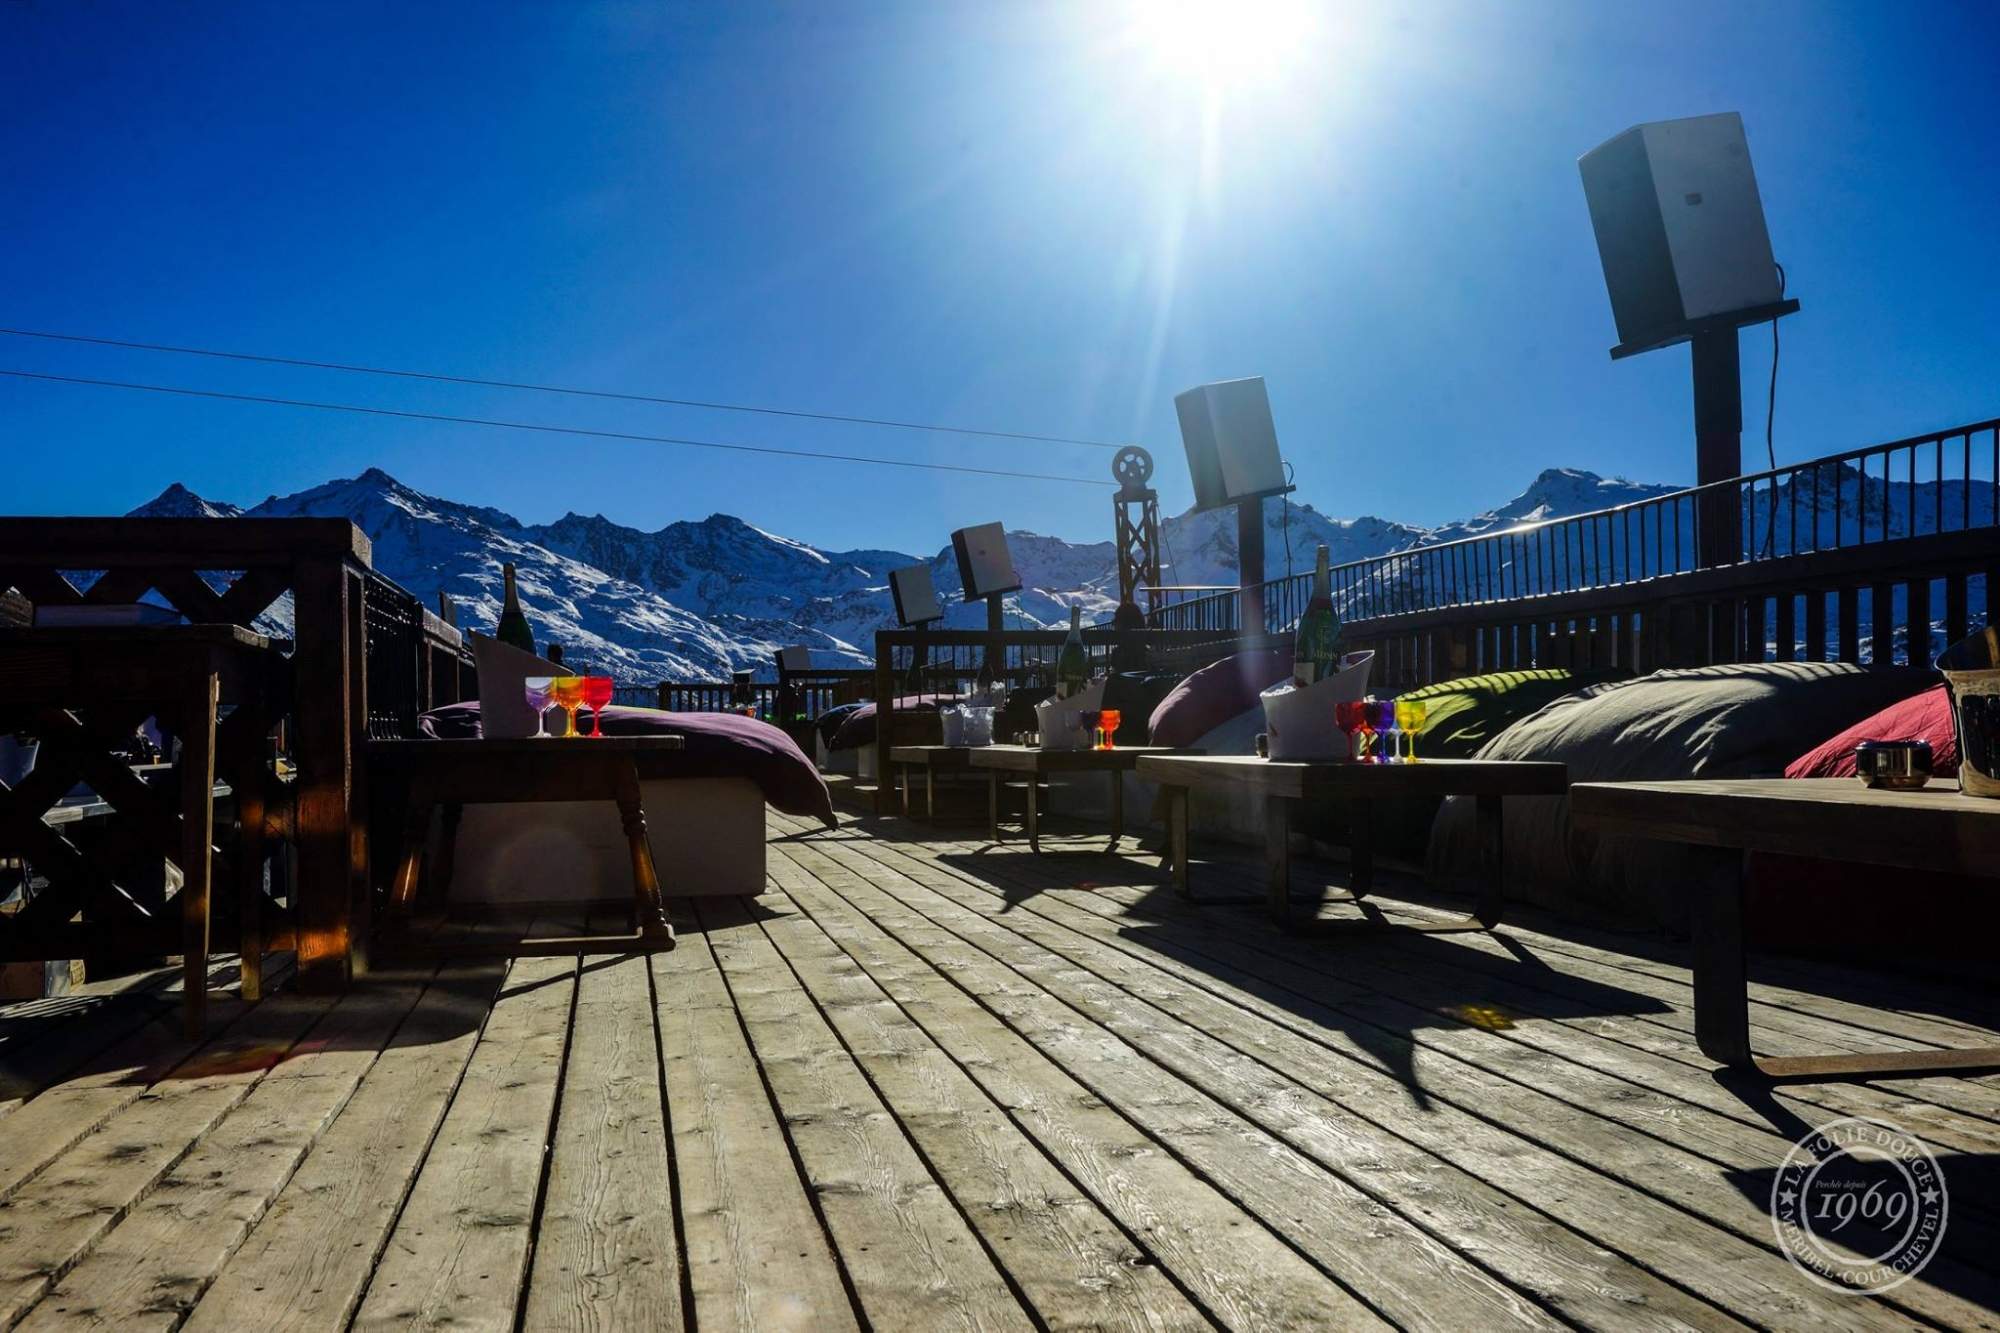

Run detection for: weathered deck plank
[[757, 855, 1208, 1332], [182, 962, 508, 1333], [350, 953, 577, 1331], [522, 951, 683, 1333], [15, 976, 432, 1332], [651, 900, 860, 1333], [789, 826, 1998, 1330]]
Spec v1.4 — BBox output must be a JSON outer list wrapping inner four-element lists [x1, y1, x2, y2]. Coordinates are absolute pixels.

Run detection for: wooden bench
[[1572, 776, 2000, 1079]]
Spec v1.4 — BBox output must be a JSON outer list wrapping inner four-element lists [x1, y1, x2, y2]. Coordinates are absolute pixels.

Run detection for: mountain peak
[[128, 483, 244, 519]]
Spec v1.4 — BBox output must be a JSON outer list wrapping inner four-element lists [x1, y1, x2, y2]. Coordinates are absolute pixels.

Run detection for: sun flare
[[1129, 0, 1323, 89]]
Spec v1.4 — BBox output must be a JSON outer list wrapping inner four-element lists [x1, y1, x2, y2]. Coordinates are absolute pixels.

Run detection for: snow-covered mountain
[[126, 464, 1678, 681]]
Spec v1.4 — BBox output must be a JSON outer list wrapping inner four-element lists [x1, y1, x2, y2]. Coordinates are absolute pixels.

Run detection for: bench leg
[[1107, 770, 1124, 852], [1167, 786, 1190, 899], [179, 670, 220, 1037], [1025, 776, 1040, 853], [926, 767, 937, 821], [1473, 792, 1504, 928], [1689, 846, 2000, 1078], [615, 761, 674, 947], [988, 771, 1001, 844]]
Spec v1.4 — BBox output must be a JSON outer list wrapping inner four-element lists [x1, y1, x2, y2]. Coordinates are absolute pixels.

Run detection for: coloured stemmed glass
[[1368, 697, 1399, 763], [1098, 708, 1122, 750], [581, 675, 614, 737], [523, 676, 556, 739], [1334, 700, 1367, 762], [551, 675, 586, 738], [1395, 697, 1427, 763]]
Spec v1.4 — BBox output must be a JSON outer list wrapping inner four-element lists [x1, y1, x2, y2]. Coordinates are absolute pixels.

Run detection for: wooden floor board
[[792, 826, 2000, 1330], [183, 962, 508, 1333], [1, 804, 1994, 1333], [522, 951, 683, 1332], [350, 952, 577, 1332], [15, 976, 434, 1332], [750, 864, 1209, 1332], [651, 898, 861, 1333]]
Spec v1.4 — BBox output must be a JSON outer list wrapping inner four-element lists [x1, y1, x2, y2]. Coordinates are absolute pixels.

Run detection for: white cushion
[[470, 633, 562, 739]]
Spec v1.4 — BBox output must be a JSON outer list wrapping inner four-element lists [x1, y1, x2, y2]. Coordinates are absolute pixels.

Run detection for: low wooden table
[[888, 745, 978, 820], [1138, 754, 1568, 932], [970, 745, 1183, 852], [1572, 776, 2000, 1079], [368, 736, 685, 954]]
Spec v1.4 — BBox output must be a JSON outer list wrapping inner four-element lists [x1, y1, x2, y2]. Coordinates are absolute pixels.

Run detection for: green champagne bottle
[[1056, 605, 1088, 699], [1294, 545, 1340, 686], [496, 563, 537, 653]]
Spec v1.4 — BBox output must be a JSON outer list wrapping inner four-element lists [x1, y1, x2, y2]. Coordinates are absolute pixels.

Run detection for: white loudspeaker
[[1579, 112, 1782, 352], [775, 645, 810, 673], [889, 565, 944, 625], [1174, 376, 1288, 513], [950, 523, 1022, 602]]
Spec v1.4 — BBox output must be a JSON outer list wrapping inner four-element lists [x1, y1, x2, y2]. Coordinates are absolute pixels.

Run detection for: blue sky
[[4, 1, 1997, 557]]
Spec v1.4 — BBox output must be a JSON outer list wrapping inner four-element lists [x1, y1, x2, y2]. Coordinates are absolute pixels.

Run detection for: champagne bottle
[[496, 563, 536, 653], [1056, 605, 1088, 699], [1294, 545, 1340, 686]]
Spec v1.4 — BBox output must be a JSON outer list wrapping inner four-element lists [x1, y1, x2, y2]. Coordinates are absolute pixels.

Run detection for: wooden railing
[[0, 517, 377, 990], [1148, 417, 2000, 689], [656, 668, 873, 719]]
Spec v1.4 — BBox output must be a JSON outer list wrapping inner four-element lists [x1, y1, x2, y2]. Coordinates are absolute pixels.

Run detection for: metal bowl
[[1854, 738, 1933, 791]]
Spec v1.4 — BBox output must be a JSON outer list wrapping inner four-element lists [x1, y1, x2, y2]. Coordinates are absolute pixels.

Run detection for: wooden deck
[[3, 806, 1998, 1331]]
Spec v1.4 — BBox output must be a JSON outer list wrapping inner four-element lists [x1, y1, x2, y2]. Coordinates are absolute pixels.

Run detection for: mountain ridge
[[126, 465, 1679, 679]]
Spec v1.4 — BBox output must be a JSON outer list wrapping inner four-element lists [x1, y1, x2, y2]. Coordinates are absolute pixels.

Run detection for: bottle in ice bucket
[[1057, 605, 1087, 699], [1293, 544, 1340, 687], [496, 563, 536, 653]]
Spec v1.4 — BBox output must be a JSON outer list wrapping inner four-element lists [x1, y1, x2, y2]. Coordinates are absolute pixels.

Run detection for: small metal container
[[1854, 738, 1933, 790]]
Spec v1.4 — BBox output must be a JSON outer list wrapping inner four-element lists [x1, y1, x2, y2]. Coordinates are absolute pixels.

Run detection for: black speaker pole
[[984, 592, 1006, 682], [1691, 328, 1743, 570], [1236, 495, 1265, 633]]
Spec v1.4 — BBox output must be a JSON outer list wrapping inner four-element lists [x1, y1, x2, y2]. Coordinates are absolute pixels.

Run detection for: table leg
[[1348, 798, 1374, 899], [1168, 785, 1190, 898], [988, 770, 1001, 844], [1107, 770, 1124, 852], [179, 670, 220, 1037], [899, 764, 910, 818], [927, 766, 937, 821], [1264, 795, 1291, 925], [614, 761, 674, 947], [388, 801, 433, 917], [434, 803, 461, 907], [1025, 775, 1039, 853], [1473, 792, 1505, 928]]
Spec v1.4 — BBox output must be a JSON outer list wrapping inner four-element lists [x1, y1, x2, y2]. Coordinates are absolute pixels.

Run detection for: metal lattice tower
[[1111, 446, 1161, 617]]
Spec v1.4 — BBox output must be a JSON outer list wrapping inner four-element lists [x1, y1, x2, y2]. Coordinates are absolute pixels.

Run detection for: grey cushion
[[1427, 661, 1935, 929]]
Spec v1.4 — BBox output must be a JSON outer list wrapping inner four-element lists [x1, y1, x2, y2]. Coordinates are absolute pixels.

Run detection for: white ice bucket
[[1034, 677, 1109, 751], [1259, 651, 1375, 761]]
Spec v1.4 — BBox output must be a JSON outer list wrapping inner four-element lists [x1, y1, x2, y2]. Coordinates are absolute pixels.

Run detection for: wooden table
[[970, 745, 1183, 852], [888, 745, 978, 821], [1572, 776, 2000, 1079], [0, 626, 290, 1033], [1138, 754, 1569, 932], [367, 736, 685, 954]]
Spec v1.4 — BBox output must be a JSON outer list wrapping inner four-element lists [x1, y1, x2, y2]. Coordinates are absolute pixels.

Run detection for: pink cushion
[[1148, 647, 1291, 748], [1784, 684, 1958, 779]]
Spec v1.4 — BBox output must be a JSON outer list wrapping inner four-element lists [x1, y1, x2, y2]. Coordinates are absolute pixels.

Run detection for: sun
[[1128, 0, 1323, 90]]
